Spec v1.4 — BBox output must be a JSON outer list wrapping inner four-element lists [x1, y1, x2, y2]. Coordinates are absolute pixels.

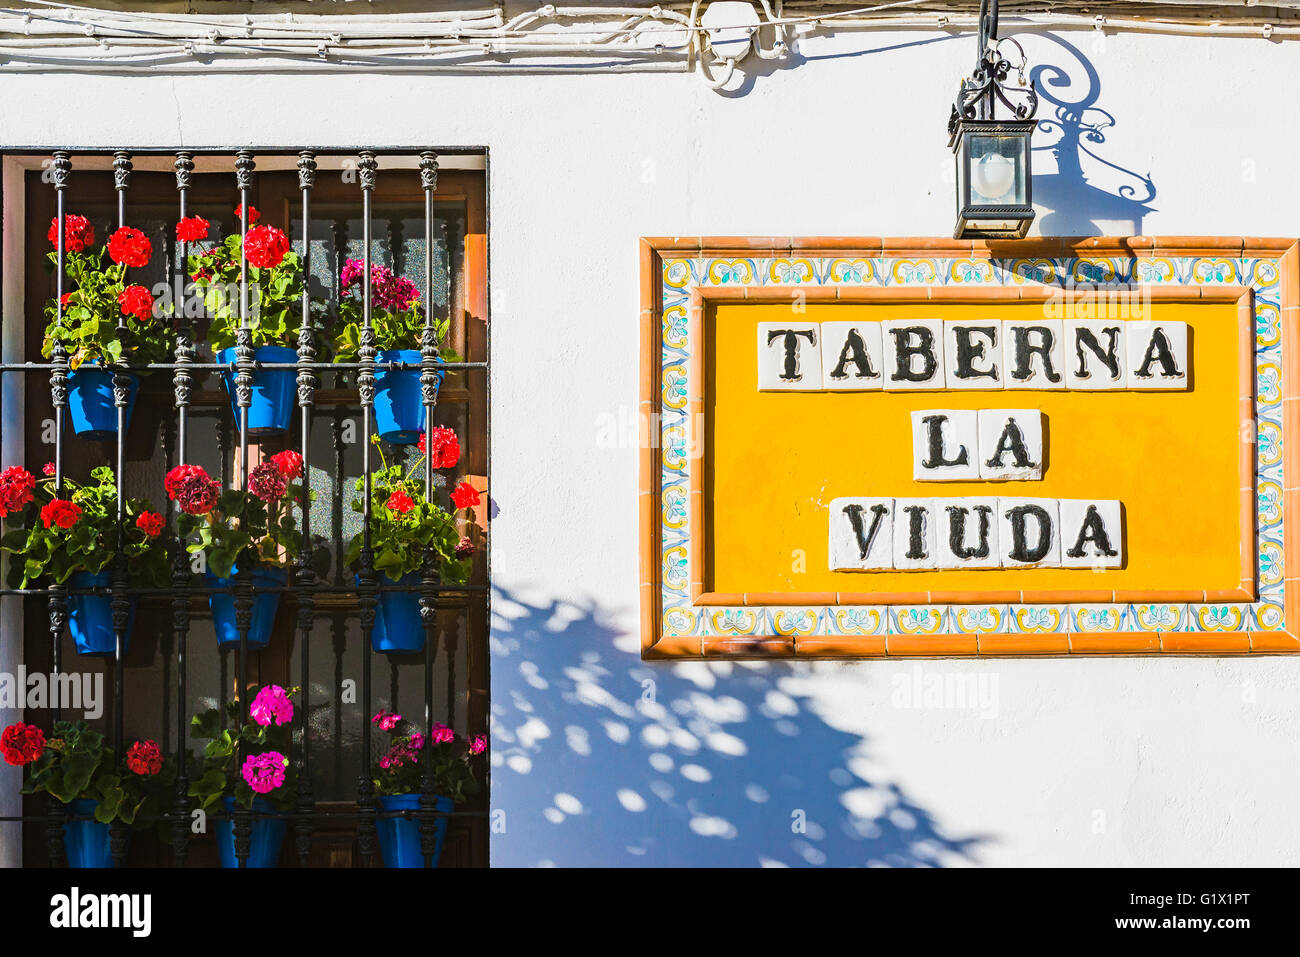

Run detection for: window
[[4, 150, 489, 866]]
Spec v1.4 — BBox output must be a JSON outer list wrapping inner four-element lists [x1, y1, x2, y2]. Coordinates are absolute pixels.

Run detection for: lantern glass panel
[[968, 134, 1026, 205]]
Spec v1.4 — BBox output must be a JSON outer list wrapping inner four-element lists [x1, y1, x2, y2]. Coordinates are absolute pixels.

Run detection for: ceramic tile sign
[[758, 319, 1189, 392], [828, 497, 1121, 571]]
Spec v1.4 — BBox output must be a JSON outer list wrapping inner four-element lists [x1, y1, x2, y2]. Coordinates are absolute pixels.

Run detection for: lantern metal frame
[[948, 0, 1038, 240]]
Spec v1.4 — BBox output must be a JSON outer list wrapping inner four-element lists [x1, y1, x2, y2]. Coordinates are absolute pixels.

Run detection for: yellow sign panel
[[706, 298, 1242, 599], [639, 237, 1299, 659]]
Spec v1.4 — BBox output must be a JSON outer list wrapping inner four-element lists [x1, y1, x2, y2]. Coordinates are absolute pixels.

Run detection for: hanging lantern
[[948, 0, 1038, 240]]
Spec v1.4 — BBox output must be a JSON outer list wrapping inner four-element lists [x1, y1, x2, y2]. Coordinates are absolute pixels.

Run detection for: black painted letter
[[889, 327, 939, 383], [947, 505, 993, 560], [842, 503, 889, 561], [921, 415, 969, 470], [985, 417, 1036, 470], [829, 327, 879, 382], [1065, 505, 1119, 559], [1135, 327, 1182, 379], [952, 325, 1000, 381], [903, 504, 929, 560], [1073, 325, 1122, 380], [1010, 326, 1063, 384], [766, 328, 817, 381], [1005, 504, 1053, 562]]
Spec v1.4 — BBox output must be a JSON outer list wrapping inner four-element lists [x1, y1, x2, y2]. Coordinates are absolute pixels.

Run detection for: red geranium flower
[[165, 464, 204, 498], [59, 292, 73, 308], [165, 464, 219, 516], [42, 463, 56, 476], [449, 482, 480, 510], [135, 511, 165, 538], [248, 461, 287, 503], [40, 498, 82, 530], [244, 224, 290, 270], [107, 227, 152, 268], [385, 489, 415, 515], [269, 450, 303, 480], [418, 427, 461, 470], [126, 739, 163, 776], [0, 466, 36, 517], [118, 284, 154, 322], [175, 215, 210, 243], [234, 204, 260, 224], [47, 214, 94, 253], [0, 723, 45, 766]]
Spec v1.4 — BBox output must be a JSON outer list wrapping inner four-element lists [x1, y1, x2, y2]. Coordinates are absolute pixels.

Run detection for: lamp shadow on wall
[[490, 587, 989, 866], [1029, 35, 1157, 236]]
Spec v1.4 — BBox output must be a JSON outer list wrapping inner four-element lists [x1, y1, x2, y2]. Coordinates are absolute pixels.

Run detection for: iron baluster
[[233, 148, 256, 868], [45, 150, 72, 868], [356, 149, 379, 866], [417, 151, 442, 866], [294, 150, 318, 867], [171, 150, 195, 865], [109, 148, 132, 867]]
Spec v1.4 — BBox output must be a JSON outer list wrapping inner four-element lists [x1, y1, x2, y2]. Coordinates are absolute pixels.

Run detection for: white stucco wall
[[2, 24, 1298, 866]]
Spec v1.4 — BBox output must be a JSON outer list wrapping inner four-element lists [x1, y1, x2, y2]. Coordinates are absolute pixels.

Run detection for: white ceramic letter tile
[[821, 321, 884, 391], [936, 497, 1000, 569], [1064, 319, 1127, 390], [757, 321, 821, 391], [997, 497, 1061, 567], [1003, 319, 1065, 390], [828, 497, 894, 571], [1059, 499, 1124, 569], [977, 409, 1044, 480], [882, 319, 945, 391], [944, 320, 1003, 390], [892, 498, 938, 570], [912, 409, 979, 481], [1126, 321, 1189, 390]]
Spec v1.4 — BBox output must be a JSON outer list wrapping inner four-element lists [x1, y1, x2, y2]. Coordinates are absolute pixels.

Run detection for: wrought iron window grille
[[0, 148, 490, 868]]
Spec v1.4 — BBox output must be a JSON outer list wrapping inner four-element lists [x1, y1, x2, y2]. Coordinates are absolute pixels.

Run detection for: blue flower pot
[[206, 565, 285, 649], [374, 349, 443, 445], [377, 793, 452, 868], [367, 572, 424, 654], [67, 570, 137, 657], [215, 796, 286, 868], [63, 798, 116, 868], [66, 364, 139, 440], [217, 345, 298, 436]]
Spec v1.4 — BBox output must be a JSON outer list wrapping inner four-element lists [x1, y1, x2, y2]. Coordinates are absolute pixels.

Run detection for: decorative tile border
[[639, 237, 1300, 658]]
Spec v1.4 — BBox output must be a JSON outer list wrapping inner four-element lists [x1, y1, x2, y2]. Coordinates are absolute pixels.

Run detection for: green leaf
[[96, 787, 124, 823], [191, 708, 221, 740]]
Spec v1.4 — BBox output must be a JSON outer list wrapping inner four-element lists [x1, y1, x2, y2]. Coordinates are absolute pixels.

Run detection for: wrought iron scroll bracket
[[948, 0, 1038, 135]]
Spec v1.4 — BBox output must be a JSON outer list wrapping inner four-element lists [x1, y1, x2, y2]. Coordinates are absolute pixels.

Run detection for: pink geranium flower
[[249, 685, 294, 727], [431, 722, 455, 745], [242, 751, 287, 794]]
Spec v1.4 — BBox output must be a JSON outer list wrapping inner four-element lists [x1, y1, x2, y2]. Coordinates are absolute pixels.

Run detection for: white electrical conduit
[[0, 1, 1294, 76]]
